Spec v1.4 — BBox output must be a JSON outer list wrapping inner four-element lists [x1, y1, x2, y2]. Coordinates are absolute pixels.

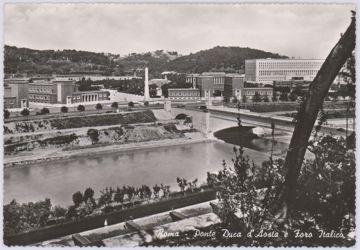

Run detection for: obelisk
[[144, 67, 150, 101]]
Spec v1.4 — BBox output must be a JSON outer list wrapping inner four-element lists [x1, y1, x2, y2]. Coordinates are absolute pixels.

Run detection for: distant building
[[185, 74, 200, 88], [71, 91, 110, 104], [245, 58, 324, 84], [5, 78, 29, 108], [273, 80, 311, 91], [243, 87, 273, 102], [168, 88, 200, 101], [28, 79, 109, 105], [224, 75, 244, 100]]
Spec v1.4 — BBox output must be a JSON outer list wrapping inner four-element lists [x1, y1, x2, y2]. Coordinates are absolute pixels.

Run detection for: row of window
[[29, 87, 53, 93], [29, 95, 50, 100], [169, 97, 200, 100], [244, 91, 273, 95], [169, 91, 200, 97]]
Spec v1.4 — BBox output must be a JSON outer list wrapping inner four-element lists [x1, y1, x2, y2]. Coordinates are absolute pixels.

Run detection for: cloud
[[4, 3, 355, 58]]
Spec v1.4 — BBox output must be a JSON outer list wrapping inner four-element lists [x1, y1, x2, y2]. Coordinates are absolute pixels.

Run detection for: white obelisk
[[144, 67, 150, 101]]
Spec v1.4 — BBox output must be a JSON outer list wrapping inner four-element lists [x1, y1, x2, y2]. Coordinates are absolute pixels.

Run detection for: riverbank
[[4, 135, 214, 169]]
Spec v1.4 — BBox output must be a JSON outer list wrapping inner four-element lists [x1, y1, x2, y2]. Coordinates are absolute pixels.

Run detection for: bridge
[[171, 106, 347, 137]]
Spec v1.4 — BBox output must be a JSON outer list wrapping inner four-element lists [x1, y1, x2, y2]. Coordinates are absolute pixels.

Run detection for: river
[[4, 140, 280, 207]]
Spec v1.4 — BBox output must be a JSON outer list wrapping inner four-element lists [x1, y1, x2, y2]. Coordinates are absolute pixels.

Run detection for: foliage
[[4, 199, 52, 236], [72, 191, 83, 207], [252, 92, 262, 103], [60, 106, 68, 113], [20, 108, 30, 117], [128, 101, 135, 107], [40, 107, 50, 115], [144, 101, 149, 106], [87, 129, 99, 143], [164, 46, 287, 73], [279, 92, 288, 101], [4, 109, 10, 119], [111, 102, 118, 109], [77, 105, 85, 112], [95, 103, 103, 110], [262, 95, 270, 102]]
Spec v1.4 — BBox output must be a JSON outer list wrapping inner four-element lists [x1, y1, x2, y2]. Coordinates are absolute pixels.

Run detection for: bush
[[60, 106, 68, 113], [4, 109, 10, 119], [77, 105, 85, 112], [111, 102, 118, 109], [72, 191, 83, 207], [20, 108, 30, 117], [128, 101, 134, 107], [144, 101, 149, 106], [95, 103, 103, 110], [40, 108, 50, 115], [87, 129, 99, 143]]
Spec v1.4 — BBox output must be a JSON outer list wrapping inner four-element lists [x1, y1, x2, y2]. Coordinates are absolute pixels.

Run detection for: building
[[245, 58, 324, 84], [71, 91, 110, 104], [28, 79, 110, 105], [4, 86, 17, 109], [243, 87, 273, 102], [5, 78, 29, 108], [196, 73, 226, 98], [224, 75, 244, 100], [168, 88, 200, 101], [185, 74, 200, 88], [273, 80, 311, 92], [28, 81, 58, 104]]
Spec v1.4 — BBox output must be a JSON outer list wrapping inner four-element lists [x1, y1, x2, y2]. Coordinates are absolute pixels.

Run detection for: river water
[[4, 117, 291, 207], [4, 140, 280, 207]]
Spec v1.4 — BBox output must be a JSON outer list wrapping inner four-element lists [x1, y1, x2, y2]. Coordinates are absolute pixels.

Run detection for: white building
[[245, 58, 324, 84]]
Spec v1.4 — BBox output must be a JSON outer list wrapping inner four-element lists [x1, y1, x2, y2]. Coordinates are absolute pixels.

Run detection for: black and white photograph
[[2, 1, 357, 247]]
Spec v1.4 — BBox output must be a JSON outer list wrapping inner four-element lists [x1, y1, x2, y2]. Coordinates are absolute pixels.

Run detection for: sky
[[4, 3, 355, 59]]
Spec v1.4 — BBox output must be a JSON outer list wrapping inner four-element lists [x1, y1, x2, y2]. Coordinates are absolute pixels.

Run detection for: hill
[[4, 45, 287, 76], [163, 46, 288, 73]]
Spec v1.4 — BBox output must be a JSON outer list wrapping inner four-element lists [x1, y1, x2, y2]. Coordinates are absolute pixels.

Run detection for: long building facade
[[245, 59, 324, 84]]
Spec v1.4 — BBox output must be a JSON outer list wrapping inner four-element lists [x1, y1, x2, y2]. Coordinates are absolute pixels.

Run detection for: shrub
[[72, 191, 83, 207], [111, 102, 118, 109], [77, 105, 85, 112], [20, 108, 30, 117], [95, 103, 103, 110], [60, 106, 68, 113], [87, 129, 99, 143], [128, 101, 135, 107], [4, 109, 10, 119], [40, 108, 50, 115]]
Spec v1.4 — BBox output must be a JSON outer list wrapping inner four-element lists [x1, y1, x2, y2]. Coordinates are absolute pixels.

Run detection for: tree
[[40, 107, 50, 115], [279, 92, 288, 102], [77, 105, 85, 112], [83, 188, 94, 202], [4, 109, 10, 119], [128, 101, 134, 107], [242, 95, 247, 103], [252, 92, 262, 102], [60, 106, 68, 113], [289, 91, 297, 102], [262, 95, 270, 102], [272, 91, 278, 102], [72, 191, 83, 207], [87, 129, 99, 144], [95, 103, 103, 111], [277, 14, 355, 219], [232, 96, 238, 104], [20, 108, 30, 117], [111, 102, 118, 110]]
